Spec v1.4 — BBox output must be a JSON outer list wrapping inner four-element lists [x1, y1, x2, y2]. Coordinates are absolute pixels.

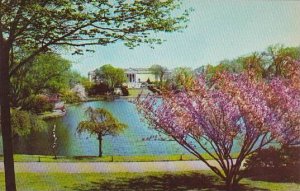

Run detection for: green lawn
[[0, 171, 299, 191], [0, 153, 239, 162], [128, 88, 143, 97]]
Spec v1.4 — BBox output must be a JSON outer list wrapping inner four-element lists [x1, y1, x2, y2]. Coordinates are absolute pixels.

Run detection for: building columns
[[128, 73, 136, 83]]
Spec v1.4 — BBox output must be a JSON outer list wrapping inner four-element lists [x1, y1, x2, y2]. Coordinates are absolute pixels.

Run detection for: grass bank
[[0, 153, 239, 162], [0, 171, 299, 191], [128, 88, 143, 97], [39, 111, 66, 119]]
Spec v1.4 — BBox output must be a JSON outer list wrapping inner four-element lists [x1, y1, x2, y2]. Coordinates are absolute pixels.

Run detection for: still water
[[8, 100, 191, 156]]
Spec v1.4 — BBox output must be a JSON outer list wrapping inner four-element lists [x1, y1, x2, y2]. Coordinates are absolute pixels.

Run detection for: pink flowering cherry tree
[[136, 60, 300, 191]]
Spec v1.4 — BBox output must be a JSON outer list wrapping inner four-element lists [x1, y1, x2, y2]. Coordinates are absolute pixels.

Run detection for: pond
[[2, 100, 194, 156], [1, 99, 243, 156]]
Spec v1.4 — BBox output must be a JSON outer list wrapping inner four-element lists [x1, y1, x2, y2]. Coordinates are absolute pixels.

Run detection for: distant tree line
[[148, 45, 300, 92]]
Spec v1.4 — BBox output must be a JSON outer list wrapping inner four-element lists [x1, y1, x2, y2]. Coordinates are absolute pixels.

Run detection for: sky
[[63, 0, 300, 77]]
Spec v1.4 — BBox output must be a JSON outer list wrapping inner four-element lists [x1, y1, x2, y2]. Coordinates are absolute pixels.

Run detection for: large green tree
[[150, 64, 168, 86], [94, 64, 126, 90], [242, 45, 300, 78], [0, 1, 189, 189], [77, 107, 126, 157], [205, 59, 243, 78], [68, 70, 92, 91], [10, 53, 72, 109]]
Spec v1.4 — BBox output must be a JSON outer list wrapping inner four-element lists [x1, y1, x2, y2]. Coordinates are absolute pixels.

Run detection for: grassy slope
[[128, 88, 143, 97], [0, 171, 299, 191]]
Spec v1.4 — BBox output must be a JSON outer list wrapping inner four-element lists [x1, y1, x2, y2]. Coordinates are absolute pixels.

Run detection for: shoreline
[[39, 96, 137, 119], [39, 93, 145, 119], [0, 153, 239, 163]]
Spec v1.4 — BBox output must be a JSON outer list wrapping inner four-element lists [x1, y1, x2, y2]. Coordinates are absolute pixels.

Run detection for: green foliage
[[244, 146, 300, 182], [9, 109, 46, 137], [25, 95, 54, 114], [2, 0, 190, 78], [262, 45, 300, 78], [79, 78, 94, 92], [10, 53, 89, 108], [60, 90, 81, 104], [94, 64, 127, 89], [10, 53, 73, 108], [78, 107, 127, 157], [89, 83, 110, 96], [206, 45, 300, 79], [205, 60, 243, 78], [68, 71, 93, 90], [78, 107, 127, 136], [206, 64, 230, 76], [170, 67, 195, 90], [150, 64, 168, 85]]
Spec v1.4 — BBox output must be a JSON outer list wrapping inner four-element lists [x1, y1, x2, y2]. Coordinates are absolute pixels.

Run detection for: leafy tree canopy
[[150, 64, 168, 83], [10, 53, 74, 108], [78, 107, 127, 136], [0, 0, 190, 77], [0, 109, 46, 137], [94, 64, 127, 89], [171, 67, 194, 89], [77, 107, 127, 157], [205, 45, 300, 79]]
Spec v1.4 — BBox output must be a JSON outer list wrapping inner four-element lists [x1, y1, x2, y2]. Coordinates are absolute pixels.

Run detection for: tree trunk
[[159, 74, 163, 88], [225, 178, 234, 191], [98, 134, 102, 157], [0, 43, 16, 191], [224, 165, 242, 191], [225, 179, 240, 191]]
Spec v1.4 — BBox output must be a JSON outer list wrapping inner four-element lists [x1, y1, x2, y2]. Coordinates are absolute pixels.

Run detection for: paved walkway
[[0, 160, 227, 173]]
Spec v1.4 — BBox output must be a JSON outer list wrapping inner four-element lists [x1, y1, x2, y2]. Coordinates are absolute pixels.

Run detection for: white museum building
[[88, 67, 159, 88], [124, 68, 158, 88]]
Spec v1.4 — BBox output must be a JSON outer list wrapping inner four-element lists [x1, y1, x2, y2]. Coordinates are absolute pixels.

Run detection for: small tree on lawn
[[136, 59, 300, 191], [77, 107, 127, 157]]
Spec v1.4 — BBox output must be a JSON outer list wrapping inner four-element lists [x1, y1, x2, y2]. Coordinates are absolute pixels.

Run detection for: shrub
[[121, 86, 129, 96], [244, 146, 300, 182], [27, 95, 54, 114], [152, 81, 161, 87], [61, 90, 81, 104], [147, 85, 161, 95], [89, 83, 110, 96], [2, 109, 47, 137], [146, 78, 151, 84]]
